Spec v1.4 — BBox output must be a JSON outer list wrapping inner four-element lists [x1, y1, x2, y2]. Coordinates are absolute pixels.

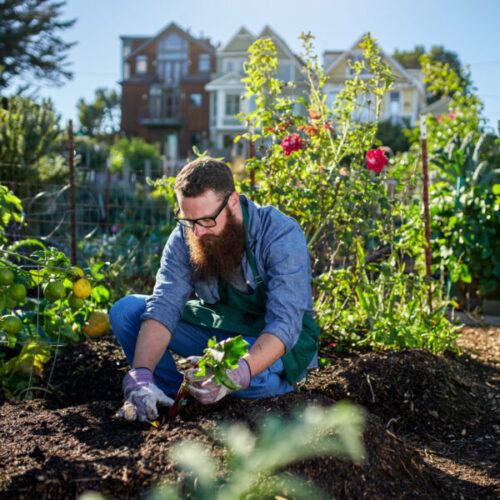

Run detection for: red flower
[[281, 134, 303, 156], [366, 148, 388, 173], [436, 115, 442, 122]]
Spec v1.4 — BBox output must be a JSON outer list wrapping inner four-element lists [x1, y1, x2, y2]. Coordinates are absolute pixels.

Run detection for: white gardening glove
[[185, 358, 251, 405], [117, 367, 174, 422]]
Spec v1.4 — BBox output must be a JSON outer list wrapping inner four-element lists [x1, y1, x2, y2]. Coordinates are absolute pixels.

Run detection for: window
[[157, 33, 188, 84], [190, 93, 202, 107], [123, 63, 130, 80], [277, 61, 291, 81], [225, 60, 233, 72], [136, 55, 147, 74], [199, 54, 210, 72], [225, 94, 240, 115], [389, 91, 401, 121], [123, 44, 131, 58]]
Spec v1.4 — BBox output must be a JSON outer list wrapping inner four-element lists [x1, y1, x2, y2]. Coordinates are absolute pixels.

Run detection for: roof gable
[[126, 22, 214, 60], [325, 33, 423, 92], [220, 26, 255, 53]]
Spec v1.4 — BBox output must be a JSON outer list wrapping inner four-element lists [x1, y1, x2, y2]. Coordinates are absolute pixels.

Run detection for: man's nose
[[192, 224, 208, 237]]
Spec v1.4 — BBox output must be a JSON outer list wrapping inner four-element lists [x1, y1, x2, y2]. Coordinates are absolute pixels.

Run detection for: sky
[[22, 0, 500, 132]]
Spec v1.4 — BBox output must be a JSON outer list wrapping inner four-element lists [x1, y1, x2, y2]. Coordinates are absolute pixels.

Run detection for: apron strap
[[241, 202, 262, 285]]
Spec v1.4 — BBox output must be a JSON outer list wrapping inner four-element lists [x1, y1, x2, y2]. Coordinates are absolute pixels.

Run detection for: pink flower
[[366, 148, 388, 173], [329, 342, 336, 348], [281, 134, 303, 156], [436, 115, 442, 122]]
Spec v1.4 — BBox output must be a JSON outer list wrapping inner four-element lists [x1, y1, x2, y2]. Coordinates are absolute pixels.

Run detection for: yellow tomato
[[73, 278, 91, 299]]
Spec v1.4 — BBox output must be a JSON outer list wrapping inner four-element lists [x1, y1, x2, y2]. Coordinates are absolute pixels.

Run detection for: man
[[110, 157, 319, 422]]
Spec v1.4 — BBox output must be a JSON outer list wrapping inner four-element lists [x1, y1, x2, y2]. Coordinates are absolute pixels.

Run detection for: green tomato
[[0, 268, 15, 286], [1, 315, 22, 335], [44, 280, 66, 302], [8, 283, 27, 303]]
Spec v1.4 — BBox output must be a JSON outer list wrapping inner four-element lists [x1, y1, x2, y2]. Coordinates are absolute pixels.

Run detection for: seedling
[[168, 335, 248, 419]]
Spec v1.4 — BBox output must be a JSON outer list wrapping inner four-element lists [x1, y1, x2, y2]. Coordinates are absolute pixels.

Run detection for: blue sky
[[25, 0, 500, 132]]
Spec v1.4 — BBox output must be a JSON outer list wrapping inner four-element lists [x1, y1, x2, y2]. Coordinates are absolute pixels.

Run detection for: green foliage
[[235, 32, 458, 353], [0, 184, 111, 400], [110, 137, 161, 175], [149, 402, 365, 500], [195, 335, 249, 390], [0, 0, 76, 89], [0, 185, 23, 243], [430, 181, 500, 298], [392, 45, 468, 103], [375, 118, 411, 154], [403, 56, 499, 301], [0, 95, 62, 187], [77, 87, 121, 138]]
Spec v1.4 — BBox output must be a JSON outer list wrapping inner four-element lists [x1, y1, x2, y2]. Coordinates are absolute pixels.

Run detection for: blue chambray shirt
[[141, 194, 317, 365]]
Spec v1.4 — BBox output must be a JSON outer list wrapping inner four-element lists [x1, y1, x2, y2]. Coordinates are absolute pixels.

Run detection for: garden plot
[[0, 326, 497, 499]]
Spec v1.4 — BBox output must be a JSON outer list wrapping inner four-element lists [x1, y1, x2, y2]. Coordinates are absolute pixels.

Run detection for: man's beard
[[186, 208, 245, 283]]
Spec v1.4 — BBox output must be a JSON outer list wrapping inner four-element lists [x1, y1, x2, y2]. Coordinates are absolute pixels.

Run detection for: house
[[323, 34, 426, 125], [205, 26, 308, 159], [120, 22, 216, 159]]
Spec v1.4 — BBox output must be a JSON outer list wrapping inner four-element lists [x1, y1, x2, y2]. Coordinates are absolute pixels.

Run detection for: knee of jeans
[[110, 294, 146, 337]]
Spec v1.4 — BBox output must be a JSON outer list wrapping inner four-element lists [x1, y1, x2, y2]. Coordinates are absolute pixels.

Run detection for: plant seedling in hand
[[168, 335, 248, 419]]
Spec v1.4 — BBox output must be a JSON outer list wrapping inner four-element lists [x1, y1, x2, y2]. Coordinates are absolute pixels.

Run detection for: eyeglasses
[[175, 192, 233, 228]]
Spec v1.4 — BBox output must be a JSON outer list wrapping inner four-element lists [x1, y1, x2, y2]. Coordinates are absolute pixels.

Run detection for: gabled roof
[[220, 26, 255, 53], [324, 33, 425, 97], [257, 25, 304, 68], [125, 21, 214, 61]]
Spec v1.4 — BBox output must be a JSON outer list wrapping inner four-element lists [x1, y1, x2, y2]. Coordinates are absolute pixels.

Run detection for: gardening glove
[[117, 367, 174, 423], [185, 358, 251, 405]]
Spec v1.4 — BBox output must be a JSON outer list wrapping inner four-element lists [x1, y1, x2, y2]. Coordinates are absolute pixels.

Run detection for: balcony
[[138, 95, 183, 127]]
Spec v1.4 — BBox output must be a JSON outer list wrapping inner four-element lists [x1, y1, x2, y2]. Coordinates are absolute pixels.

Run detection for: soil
[[0, 326, 498, 499]]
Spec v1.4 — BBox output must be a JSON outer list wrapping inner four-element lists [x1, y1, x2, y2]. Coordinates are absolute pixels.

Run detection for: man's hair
[[175, 157, 235, 198]]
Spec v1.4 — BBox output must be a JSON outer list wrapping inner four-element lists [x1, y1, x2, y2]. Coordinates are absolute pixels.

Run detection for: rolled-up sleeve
[[140, 226, 193, 335], [260, 218, 312, 352]]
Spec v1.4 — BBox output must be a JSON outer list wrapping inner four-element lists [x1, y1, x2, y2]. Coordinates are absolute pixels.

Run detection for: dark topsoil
[[0, 326, 498, 499]]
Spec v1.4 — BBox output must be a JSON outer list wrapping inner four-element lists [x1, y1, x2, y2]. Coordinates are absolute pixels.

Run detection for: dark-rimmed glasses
[[175, 192, 233, 228]]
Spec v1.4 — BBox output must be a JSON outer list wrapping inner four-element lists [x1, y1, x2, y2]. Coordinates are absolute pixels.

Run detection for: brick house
[[120, 22, 216, 159]]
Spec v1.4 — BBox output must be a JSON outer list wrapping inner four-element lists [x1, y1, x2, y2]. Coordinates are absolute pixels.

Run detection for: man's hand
[[117, 368, 174, 422], [185, 358, 251, 405]]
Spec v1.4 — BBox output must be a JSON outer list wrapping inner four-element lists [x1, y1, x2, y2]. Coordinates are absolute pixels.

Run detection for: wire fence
[[2, 162, 177, 267]]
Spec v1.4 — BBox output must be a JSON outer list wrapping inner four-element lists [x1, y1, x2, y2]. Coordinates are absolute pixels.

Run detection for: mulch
[[0, 326, 498, 499]]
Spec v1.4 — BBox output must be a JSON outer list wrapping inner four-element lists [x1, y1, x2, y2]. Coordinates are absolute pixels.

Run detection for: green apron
[[182, 203, 320, 385]]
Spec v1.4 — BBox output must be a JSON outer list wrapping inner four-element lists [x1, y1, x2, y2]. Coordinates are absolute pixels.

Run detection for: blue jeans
[[110, 294, 294, 399]]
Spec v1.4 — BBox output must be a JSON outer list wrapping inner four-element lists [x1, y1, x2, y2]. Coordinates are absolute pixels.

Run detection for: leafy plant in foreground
[[82, 402, 365, 500]]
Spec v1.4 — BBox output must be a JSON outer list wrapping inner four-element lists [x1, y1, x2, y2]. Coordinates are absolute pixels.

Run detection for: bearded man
[[110, 158, 319, 422]]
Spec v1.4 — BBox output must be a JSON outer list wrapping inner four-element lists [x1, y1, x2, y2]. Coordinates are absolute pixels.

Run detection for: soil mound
[[0, 331, 498, 499]]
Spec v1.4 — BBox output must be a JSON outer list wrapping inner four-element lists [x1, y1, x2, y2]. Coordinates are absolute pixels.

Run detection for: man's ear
[[229, 191, 239, 209]]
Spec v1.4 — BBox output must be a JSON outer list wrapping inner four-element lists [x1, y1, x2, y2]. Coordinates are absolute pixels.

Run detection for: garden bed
[[0, 326, 498, 499]]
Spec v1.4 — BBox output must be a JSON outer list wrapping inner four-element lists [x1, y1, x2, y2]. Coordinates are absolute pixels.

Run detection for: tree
[[0, 95, 62, 189], [77, 88, 121, 138], [392, 45, 468, 103], [0, 0, 76, 90]]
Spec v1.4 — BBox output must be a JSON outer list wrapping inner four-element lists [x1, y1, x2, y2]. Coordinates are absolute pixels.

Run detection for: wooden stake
[[420, 115, 433, 312]]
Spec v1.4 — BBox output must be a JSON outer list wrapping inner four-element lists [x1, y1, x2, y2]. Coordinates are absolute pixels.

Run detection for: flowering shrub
[[236, 33, 458, 352]]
